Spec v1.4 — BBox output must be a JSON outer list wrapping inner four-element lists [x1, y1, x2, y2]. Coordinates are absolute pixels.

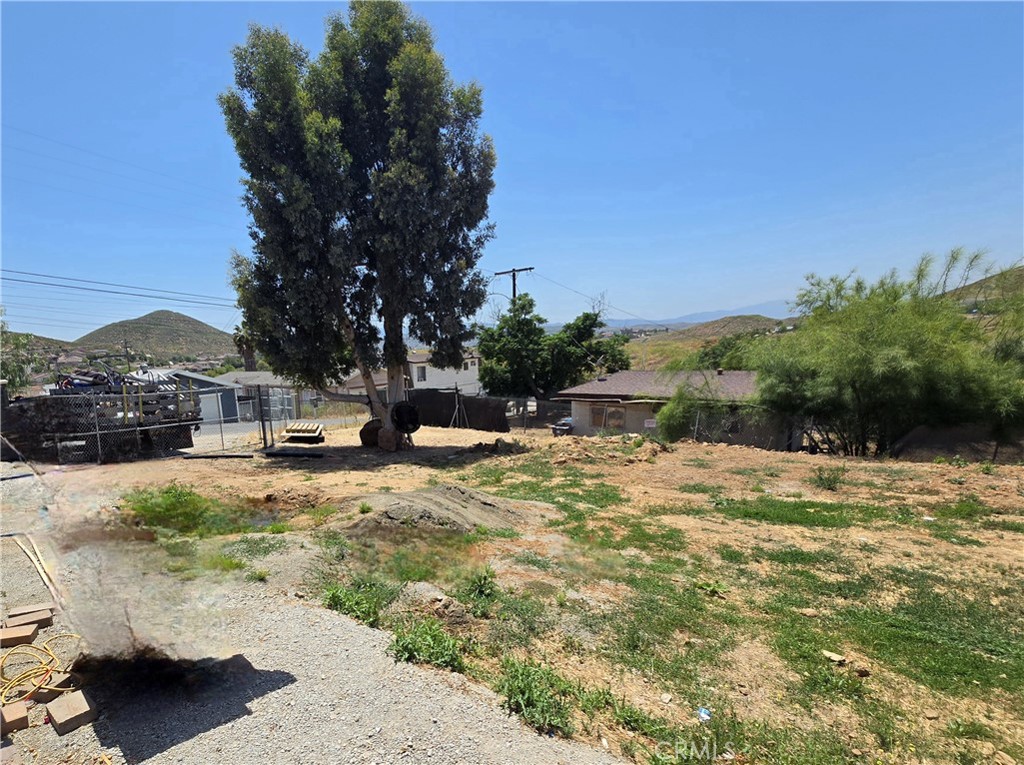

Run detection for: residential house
[[554, 369, 794, 450], [406, 350, 482, 395]]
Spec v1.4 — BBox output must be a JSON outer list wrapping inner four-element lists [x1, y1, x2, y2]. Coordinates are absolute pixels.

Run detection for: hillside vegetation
[[73, 310, 236, 358], [628, 314, 787, 369], [946, 264, 1023, 305]]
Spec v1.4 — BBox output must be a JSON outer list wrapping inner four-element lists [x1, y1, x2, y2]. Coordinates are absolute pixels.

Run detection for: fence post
[[693, 409, 701, 441], [267, 388, 276, 446], [93, 393, 102, 464], [257, 385, 268, 449], [216, 390, 226, 451]]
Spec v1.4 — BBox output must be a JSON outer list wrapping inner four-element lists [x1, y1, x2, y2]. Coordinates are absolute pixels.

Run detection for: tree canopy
[[0, 313, 36, 395], [220, 1, 496, 428], [755, 251, 1024, 456], [476, 294, 630, 398]]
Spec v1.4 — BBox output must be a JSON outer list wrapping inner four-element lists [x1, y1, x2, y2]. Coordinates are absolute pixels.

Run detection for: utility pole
[[494, 267, 534, 300], [123, 336, 131, 371]]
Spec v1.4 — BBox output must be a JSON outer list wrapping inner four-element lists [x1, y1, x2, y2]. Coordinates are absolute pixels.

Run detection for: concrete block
[[15, 673, 73, 704], [3, 611, 53, 630], [0, 626, 37, 648], [4, 603, 53, 620], [0, 703, 28, 737], [46, 691, 97, 736]]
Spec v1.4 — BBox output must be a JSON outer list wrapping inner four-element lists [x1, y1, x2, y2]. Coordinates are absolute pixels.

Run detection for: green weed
[[678, 482, 724, 495], [457, 567, 500, 617], [512, 551, 554, 571], [716, 544, 748, 564], [389, 617, 465, 671], [945, 719, 993, 740], [123, 483, 253, 537], [222, 535, 286, 561], [307, 505, 338, 526], [323, 575, 401, 627], [245, 568, 269, 582], [709, 496, 887, 528], [808, 465, 847, 491], [202, 553, 246, 573], [496, 658, 575, 737]]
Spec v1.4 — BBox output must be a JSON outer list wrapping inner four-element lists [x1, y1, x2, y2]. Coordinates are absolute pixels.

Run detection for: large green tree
[[477, 294, 630, 398], [220, 1, 496, 436], [755, 251, 1024, 456]]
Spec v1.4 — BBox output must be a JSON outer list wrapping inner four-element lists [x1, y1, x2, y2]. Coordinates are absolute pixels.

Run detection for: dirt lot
[[4, 424, 1023, 764]]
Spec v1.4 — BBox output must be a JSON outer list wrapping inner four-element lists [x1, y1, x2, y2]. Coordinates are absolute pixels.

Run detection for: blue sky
[[2, 1, 1022, 340]]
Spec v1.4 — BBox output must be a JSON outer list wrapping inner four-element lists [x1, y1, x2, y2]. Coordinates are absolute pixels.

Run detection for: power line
[[2, 269, 236, 303], [0, 286, 237, 311], [2, 125, 227, 196], [1, 277, 237, 308], [530, 271, 676, 331]]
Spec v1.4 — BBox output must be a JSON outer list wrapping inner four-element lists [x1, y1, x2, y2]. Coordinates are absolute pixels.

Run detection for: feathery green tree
[[756, 251, 1024, 455], [220, 1, 496, 436]]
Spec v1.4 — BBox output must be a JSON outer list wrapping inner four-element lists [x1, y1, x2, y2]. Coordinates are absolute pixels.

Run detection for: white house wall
[[410, 358, 482, 395]]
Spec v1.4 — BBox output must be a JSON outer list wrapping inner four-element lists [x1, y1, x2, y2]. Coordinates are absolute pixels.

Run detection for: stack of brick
[[0, 602, 97, 742]]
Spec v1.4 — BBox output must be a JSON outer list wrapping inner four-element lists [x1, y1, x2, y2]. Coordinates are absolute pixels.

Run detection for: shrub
[[323, 576, 401, 627], [245, 569, 269, 583], [389, 617, 465, 671], [457, 567, 500, 617], [496, 658, 575, 737], [358, 502, 373, 514], [123, 483, 251, 537], [809, 466, 846, 491]]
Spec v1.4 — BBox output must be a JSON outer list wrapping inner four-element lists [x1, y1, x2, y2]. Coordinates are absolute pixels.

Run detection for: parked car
[[551, 416, 574, 436]]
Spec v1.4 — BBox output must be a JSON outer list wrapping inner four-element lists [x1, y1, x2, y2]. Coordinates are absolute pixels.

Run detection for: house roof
[[406, 349, 479, 365], [134, 368, 242, 389], [342, 370, 389, 390], [555, 370, 758, 402], [212, 371, 295, 388]]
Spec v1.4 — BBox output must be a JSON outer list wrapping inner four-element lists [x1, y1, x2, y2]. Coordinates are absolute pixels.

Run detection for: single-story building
[[554, 369, 795, 450], [211, 371, 306, 422]]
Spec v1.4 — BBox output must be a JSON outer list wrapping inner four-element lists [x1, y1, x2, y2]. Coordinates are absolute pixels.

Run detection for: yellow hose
[[0, 633, 83, 704]]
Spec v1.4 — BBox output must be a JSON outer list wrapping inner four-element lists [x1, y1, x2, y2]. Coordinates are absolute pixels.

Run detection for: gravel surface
[[1, 461, 624, 765]]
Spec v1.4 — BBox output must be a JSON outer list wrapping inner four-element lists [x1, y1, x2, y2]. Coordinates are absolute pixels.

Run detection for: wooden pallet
[[281, 422, 325, 444]]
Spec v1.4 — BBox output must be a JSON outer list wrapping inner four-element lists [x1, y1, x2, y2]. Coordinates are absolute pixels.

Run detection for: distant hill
[[946, 265, 1024, 306], [627, 314, 789, 369], [73, 311, 235, 358], [599, 299, 791, 330], [4, 331, 71, 352]]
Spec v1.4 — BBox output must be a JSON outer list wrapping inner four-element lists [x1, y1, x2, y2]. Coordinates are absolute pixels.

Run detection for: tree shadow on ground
[[79, 650, 295, 763], [250, 437, 531, 475]]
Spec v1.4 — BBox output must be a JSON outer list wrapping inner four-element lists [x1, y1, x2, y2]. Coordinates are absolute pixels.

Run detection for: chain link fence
[[2, 383, 310, 464]]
